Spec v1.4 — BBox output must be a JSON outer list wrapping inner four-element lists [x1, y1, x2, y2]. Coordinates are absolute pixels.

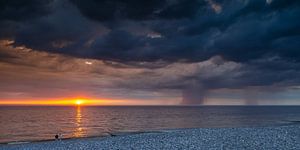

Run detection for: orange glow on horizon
[[0, 98, 179, 106], [0, 98, 126, 106], [0, 98, 176, 106]]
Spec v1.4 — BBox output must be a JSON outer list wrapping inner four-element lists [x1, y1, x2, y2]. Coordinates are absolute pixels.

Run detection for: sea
[[0, 106, 299, 143]]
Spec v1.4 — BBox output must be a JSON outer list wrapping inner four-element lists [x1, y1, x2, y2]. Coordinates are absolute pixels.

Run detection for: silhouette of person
[[55, 134, 59, 140]]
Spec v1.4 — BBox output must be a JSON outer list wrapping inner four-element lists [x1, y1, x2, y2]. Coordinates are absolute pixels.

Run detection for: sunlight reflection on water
[[74, 106, 84, 137]]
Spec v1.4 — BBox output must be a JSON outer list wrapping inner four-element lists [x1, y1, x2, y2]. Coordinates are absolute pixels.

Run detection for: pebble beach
[[1, 125, 299, 150]]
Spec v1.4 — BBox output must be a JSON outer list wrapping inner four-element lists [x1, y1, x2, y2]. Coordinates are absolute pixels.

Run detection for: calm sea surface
[[0, 106, 299, 143]]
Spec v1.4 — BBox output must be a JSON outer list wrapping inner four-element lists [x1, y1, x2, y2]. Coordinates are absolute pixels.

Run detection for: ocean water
[[0, 106, 299, 143]]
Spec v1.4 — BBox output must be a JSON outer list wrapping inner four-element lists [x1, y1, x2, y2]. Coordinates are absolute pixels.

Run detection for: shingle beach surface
[[1, 125, 299, 150]]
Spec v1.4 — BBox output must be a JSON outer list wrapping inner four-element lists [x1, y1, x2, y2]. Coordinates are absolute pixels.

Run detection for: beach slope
[[1, 125, 299, 150]]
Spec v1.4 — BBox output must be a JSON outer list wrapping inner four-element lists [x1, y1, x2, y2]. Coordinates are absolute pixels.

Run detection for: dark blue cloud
[[0, 0, 52, 21], [70, 0, 204, 21], [1, 0, 299, 63]]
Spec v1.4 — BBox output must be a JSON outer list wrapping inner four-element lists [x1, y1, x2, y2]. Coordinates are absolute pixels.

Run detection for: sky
[[0, 0, 300, 105]]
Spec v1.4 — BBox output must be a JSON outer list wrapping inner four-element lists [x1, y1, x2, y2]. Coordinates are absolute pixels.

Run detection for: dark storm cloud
[[70, 0, 203, 21], [0, 0, 52, 21], [1, 0, 299, 63], [0, 0, 53, 39]]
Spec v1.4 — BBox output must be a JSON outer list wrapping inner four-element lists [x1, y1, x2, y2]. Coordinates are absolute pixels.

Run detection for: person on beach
[[55, 134, 59, 140], [55, 133, 63, 141]]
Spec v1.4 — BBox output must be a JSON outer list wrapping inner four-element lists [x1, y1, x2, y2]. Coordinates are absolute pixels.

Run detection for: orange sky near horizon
[[0, 98, 180, 106]]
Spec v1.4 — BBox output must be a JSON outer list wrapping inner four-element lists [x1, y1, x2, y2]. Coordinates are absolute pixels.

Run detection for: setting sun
[[75, 100, 83, 105]]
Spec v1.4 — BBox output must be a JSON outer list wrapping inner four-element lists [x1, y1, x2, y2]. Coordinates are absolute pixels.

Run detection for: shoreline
[[1, 125, 299, 150], [1, 120, 299, 145], [0, 130, 160, 147], [1, 130, 164, 145]]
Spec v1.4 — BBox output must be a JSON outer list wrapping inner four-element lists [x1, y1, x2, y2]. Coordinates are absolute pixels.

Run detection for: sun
[[75, 100, 83, 105]]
